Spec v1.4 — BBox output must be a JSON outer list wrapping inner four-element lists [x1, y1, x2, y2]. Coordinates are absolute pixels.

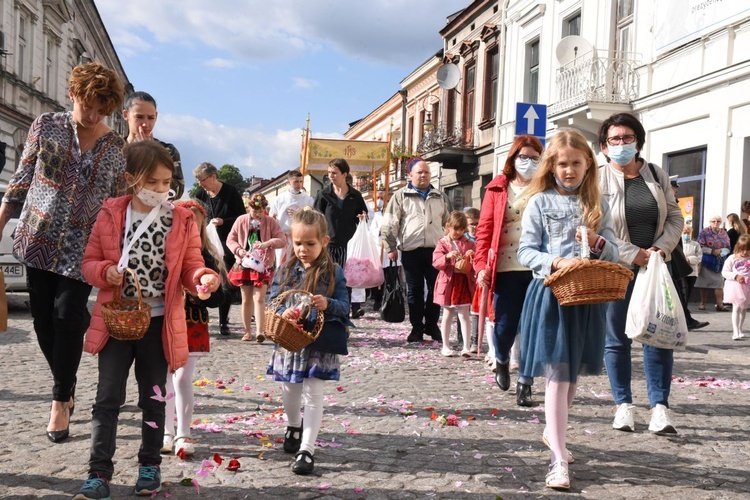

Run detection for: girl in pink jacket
[[227, 193, 285, 342], [75, 142, 219, 497], [433, 211, 476, 357]]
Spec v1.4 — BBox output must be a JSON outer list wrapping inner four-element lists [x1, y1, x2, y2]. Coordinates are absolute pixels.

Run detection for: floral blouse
[[2, 112, 125, 281]]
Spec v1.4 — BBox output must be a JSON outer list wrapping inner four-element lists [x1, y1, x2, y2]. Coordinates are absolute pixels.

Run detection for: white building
[[0, 0, 130, 188]]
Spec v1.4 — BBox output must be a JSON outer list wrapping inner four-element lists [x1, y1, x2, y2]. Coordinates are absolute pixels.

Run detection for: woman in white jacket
[[597, 112, 684, 436]]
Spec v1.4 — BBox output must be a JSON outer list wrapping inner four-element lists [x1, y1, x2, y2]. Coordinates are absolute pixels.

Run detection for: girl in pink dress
[[722, 235, 750, 340]]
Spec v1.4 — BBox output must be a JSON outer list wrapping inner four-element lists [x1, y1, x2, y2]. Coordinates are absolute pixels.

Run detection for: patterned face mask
[[136, 188, 172, 207]]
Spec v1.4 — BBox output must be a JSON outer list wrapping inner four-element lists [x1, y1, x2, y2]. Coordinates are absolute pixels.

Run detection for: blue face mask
[[682, 234, 690, 243], [607, 143, 638, 165], [554, 175, 583, 193]]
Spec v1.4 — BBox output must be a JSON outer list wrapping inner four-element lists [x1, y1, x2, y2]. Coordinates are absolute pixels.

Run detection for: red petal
[[227, 459, 241, 471], [213, 453, 223, 465], [176, 448, 187, 461]]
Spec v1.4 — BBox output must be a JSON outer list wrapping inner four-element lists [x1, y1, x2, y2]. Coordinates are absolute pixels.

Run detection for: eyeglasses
[[710, 219, 722, 223], [469, 222, 479, 227], [606, 134, 637, 146], [518, 154, 541, 162], [196, 175, 210, 183]]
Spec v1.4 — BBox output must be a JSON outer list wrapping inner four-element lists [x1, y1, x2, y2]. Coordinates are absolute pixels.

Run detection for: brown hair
[[123, 141, 174, 194], [734, 234, 750, 254], [526, 128, 603, 231], [328, 158, 351, 175], [174, 199, 226, 275], [502, 135, 544, 182], [445, 210, 468, 232], [463, 207, 480, 220], [278, 208, 336, 296], [68, 62, 124, 115]]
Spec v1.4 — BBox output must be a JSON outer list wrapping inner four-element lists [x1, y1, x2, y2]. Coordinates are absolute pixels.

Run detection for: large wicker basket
[[265, 290, 325, 352], [101, 268, 152, 341], [543, 228, 634, 306]]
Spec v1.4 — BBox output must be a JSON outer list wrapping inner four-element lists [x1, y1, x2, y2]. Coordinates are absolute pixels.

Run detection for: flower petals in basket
[[264, 290, 325, 352], [101, 268, 152, 341]]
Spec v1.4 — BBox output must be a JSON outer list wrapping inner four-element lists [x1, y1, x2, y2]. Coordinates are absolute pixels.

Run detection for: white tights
[[165, 357, 198, 438], [544, 379, 576, 464], [441, 305, 471, 351], [282, 378, 325, 455], [732, 306, 746, 337], [241, 284, 267, 336]]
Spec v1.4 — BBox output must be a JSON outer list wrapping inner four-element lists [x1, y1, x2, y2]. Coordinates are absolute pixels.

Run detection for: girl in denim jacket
[[517, 129, 619, 490]]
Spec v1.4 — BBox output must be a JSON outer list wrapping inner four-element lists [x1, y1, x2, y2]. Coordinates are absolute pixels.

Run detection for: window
[[46, 39, 56, 97], [564, 11, 581, 37], [666, 147, 706, 239], [526, 39, 540, 104], [616, 0, 634, 55], [419, 109, 426, 141], [483, 46, 499, 121], [407, 116, 414, 153], [446, 89, 457, 131], [17, 15, 27, 79], [431, 101, 440, 129], [463, 61, 476, 131]]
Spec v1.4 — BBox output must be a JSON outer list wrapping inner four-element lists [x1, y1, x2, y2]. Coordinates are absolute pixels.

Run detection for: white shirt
[[269, 189, 314, 234]]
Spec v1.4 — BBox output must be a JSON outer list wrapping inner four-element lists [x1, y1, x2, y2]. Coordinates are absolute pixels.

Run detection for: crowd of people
[[1, 63, 747, 498]]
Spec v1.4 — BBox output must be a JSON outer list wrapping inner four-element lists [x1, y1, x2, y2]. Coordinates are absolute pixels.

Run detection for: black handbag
[[669, 243, 693, 281], [380, 262, 405, 323]]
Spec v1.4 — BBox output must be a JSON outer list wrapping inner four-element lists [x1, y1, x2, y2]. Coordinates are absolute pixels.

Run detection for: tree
[[187, 163, 252, 198]]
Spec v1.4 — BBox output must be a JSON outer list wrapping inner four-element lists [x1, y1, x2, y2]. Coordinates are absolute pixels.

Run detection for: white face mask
[[136, 188, 172, 208], [515, 157, 539, 179]]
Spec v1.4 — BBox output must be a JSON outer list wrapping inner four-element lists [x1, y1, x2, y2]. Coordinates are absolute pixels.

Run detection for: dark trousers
[[27, 267, 92, 402], [329, 244, 357, 313], [89, 317, 167, 479], [219, 248, 235, 325], [493, 271, 533, 363], [401, 247, 440, 330]]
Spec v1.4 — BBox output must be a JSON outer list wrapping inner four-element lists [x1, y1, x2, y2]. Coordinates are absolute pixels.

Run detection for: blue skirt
[[518, 278, 607, 383], [267, 346, 341, 383]]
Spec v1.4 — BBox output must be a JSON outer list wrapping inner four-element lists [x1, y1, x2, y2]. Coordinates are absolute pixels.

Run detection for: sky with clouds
[[96, 0, 468, 188]]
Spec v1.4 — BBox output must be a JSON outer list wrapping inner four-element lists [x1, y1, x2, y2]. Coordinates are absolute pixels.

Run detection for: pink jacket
[[82, 196, 218, 371], [226, 214, 285, 269], [432, 235, 476, 306]]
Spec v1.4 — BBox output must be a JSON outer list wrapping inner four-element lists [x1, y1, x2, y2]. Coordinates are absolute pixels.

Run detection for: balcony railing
[[416, 122, 474, 154], [549, 50, 640, 115]]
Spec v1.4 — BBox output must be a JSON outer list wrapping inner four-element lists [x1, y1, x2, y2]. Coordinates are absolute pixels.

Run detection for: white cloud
[[155, 113, 342, 182], [292, 77, 319, 89], [204, 58, 238, 69], [97, 0, 468, 66]]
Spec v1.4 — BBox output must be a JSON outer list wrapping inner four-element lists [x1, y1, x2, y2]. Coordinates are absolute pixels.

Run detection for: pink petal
[[317, 483, 332, 490], [354, 487, 364, 492], [192, 479, 200, 494], [145, 421, 158, 429]]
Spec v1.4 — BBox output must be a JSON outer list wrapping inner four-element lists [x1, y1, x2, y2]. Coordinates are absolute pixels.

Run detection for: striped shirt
[[624, 175, 658, 249]]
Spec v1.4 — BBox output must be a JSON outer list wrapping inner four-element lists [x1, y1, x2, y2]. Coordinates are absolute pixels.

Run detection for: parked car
[[0, 190, 26, 292]]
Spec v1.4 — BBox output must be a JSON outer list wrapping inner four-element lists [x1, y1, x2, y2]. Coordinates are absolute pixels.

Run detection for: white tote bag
[[345, 221, 385, 288], [625, 251, 688, 350]]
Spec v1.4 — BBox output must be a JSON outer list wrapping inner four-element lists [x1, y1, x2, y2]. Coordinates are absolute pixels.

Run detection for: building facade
[[0, 0, 130, 188]]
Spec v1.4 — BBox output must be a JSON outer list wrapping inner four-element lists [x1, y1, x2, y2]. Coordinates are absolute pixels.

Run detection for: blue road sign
[[515, 102, 547, 138]]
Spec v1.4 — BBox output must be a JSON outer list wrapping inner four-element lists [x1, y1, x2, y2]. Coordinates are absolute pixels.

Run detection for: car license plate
[[1, 264, 23, 277]]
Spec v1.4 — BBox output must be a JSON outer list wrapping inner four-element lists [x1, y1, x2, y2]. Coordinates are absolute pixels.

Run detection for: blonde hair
[[526, 128, 603, 231], [277, 208, 336, 297], [727, 213, 747, 235], [174, 199, 226, 275]]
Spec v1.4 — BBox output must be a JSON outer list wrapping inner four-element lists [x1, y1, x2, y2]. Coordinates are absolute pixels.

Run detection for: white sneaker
[[460, 349, 472, 358], [612, 403, 636, 432], [174, 436, 195, 456], [441, 347, 455, 357], [648, 404, 677, 435], [161, 434, 174, 453], [733, 332, 740, 340]]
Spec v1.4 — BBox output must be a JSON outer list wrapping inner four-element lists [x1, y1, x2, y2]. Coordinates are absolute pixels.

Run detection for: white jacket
[[598, 160, 683, 268]]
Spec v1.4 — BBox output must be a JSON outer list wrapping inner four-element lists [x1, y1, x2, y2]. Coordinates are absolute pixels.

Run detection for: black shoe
[[219, 324, 230, 336], [283, 423, 303, 454], [47, 404, 70, 443], [426, 324, 442, 343], [516, 382, 533, 407], [406, 326, 424, 343], [495, 361, 510, 391], [292, 450, 314, 475], [351, 308, 365, 319], [688, 320, 709, 331]]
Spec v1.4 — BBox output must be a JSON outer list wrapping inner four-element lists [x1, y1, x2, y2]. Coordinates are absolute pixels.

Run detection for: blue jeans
[[605, 275, 674, 408], [493, 271, 533, 385]]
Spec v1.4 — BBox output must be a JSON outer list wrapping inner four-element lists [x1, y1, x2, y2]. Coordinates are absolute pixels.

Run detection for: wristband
[[591, 236, 605, 254]]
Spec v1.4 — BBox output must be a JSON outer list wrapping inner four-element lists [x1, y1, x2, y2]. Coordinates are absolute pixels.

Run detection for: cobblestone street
[[0, 292, 748, 499]]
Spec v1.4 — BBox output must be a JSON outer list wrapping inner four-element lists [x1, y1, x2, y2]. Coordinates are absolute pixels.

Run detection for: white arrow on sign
[[523, 106, 539, 135]]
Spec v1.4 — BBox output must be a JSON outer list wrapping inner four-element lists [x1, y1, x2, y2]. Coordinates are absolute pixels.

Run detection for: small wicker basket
[[265, 290, 325, 352], [101, 268, 152, 341], [543, 227, 634, 306]]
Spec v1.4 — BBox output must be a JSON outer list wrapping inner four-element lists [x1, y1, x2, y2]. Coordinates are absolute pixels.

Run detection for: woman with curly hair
[[227, 194, 286, 342]]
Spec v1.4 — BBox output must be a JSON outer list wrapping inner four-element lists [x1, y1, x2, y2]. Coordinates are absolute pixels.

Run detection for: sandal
[[546, 460, 570, 490], [542, 429, 575, 463], [241, 333, 253, 342], [698, 303, 706, 310], [716, 304, 728, 312]]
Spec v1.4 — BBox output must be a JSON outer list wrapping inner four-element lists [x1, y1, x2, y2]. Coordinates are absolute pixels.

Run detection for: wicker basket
[[265, 290, 325, 352], [543, 227, 634, 306], [101, 268, 152, 341], [454, 255, 473, 275]]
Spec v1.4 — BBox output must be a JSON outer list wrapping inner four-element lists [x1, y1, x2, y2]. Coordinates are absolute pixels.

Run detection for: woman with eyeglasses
[[474, 134, 543, 407], [598, 112, 684, 436], [695, 216, 731, 311]]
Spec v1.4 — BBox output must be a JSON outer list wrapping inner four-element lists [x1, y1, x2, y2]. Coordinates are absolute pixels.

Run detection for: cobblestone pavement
[[0, 292, 749, 499]]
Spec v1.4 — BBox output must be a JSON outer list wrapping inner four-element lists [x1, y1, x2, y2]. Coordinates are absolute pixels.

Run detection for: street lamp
[[423, 111, 434, 134]]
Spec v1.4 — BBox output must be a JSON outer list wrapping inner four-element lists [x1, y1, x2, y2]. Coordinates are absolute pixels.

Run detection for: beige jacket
[[380, 183, 451, 252]]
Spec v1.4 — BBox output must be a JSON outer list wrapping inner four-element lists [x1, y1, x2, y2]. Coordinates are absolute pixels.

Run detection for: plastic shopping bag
[[625, 251, 688, 349], [206, 223, 224, 260], [345, 221, 385, 288]]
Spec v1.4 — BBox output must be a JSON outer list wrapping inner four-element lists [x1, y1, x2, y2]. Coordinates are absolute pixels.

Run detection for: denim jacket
[[267, 262, 352, 354], [518, 189, 619, 279]]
